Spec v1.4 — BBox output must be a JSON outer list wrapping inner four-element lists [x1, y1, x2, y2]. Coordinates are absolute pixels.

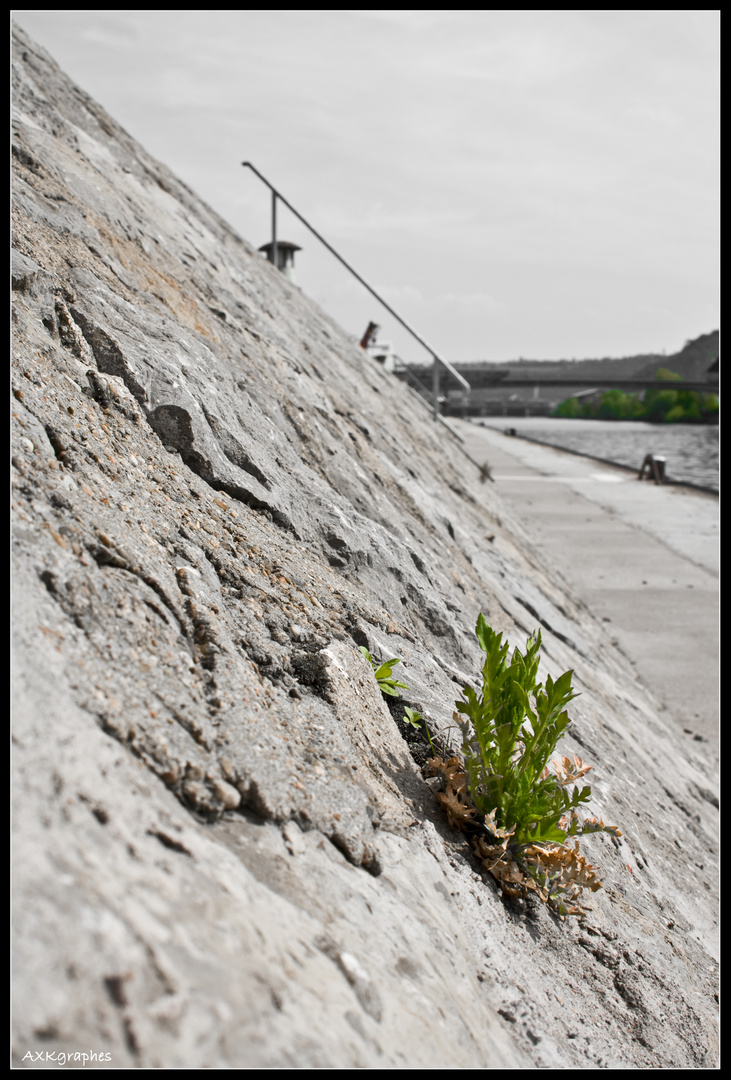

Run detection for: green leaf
[[475, 613, 496, 655], [374, 659, 402, 680], [361, 647, 409, 698]]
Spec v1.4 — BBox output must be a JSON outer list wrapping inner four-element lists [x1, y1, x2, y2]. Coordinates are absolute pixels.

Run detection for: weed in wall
[[360, 648, 434, 765], [427, 614, 621, 918], [359, 646, 410, 698], [402, 705, 423, 732]]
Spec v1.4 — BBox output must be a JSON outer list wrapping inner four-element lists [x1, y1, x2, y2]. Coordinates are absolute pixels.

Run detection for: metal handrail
[[242, 162, 470, 419]]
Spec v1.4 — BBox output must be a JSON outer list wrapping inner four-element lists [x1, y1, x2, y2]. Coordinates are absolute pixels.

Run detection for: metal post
[[433, 356, 440, 422], [271, 191, 278, 270]]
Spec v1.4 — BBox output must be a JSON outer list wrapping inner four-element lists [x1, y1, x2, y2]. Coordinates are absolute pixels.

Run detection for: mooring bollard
[[638, 454, 666, 485]]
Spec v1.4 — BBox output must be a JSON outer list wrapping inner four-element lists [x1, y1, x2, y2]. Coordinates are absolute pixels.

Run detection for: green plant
[[402, 705, 422, 729], [360, 654, 438, 757], [359, 646, 409, 698], [428, 614, 620, 916], [401, 705, 438, 754]]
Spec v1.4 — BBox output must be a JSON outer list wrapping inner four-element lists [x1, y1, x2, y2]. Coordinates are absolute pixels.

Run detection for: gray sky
[[14, 10, 719, 365]]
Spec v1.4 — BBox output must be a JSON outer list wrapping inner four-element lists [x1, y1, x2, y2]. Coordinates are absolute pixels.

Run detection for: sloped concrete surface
[[12, 26, 718, 1068]]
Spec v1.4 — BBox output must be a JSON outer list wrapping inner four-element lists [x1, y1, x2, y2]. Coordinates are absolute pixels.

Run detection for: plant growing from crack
[[402, 705, 438, 757], [360, 648, 436, 755], [402, 705, 422, 730], [359, 646, 409, 698], [427, 614, 621, 917]]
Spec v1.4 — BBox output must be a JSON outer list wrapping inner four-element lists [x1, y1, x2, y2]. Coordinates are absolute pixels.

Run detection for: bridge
[[394, 364, 718, 395], [393, 362, 718, 418]]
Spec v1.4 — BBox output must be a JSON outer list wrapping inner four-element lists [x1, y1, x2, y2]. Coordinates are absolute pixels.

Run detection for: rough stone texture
[[12, 25, 718, 1069]]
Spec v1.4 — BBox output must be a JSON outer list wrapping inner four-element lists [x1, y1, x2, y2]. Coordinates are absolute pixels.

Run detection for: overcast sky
[[14, 10, 719, 365]]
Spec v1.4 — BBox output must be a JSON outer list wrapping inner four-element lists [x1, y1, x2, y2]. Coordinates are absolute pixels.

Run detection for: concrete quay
[[454, 419, 719, 773]]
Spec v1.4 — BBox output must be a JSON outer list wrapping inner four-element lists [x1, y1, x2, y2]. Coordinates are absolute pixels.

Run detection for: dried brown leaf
[[550, 754, 593, 785], [436, 788, 477, 831], [483, 806, 517, 842]]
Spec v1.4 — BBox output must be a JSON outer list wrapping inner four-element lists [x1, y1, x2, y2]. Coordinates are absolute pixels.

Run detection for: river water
[[475, 417, 719, 493]]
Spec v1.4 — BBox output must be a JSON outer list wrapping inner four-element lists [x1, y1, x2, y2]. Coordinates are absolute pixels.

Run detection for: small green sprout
[[359, 646, 409, 698], [402, 705, 437, 756], [402, 706, 422, 729], [359, 649, 436, 752]]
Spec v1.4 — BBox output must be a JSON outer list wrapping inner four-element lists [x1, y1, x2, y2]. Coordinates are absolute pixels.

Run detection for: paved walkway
[[454, 420, 719, 773]]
